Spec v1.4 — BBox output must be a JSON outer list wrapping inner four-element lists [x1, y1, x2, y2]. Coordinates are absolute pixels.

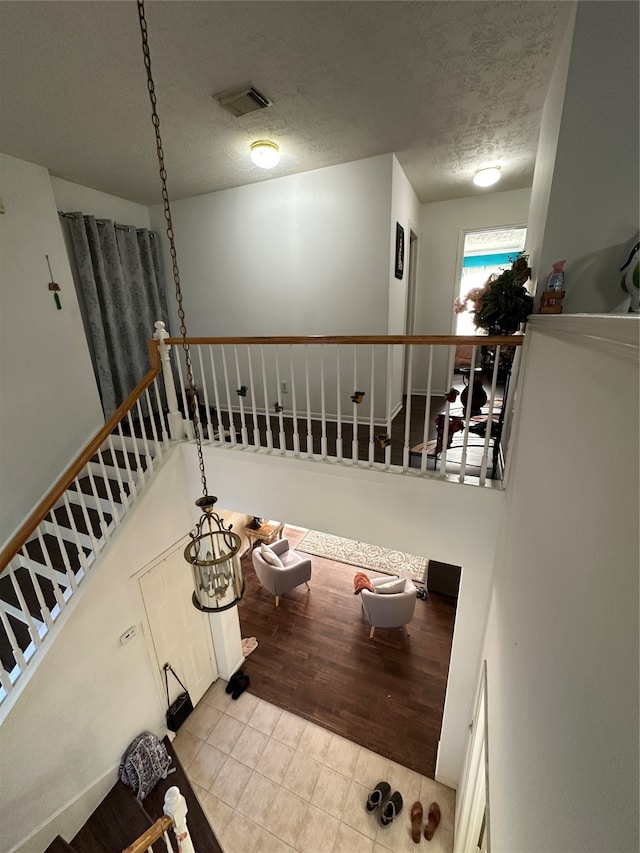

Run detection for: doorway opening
[[455, 227, 526, 336]]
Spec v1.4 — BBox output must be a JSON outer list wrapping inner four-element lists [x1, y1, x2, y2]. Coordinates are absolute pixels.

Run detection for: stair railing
[[157, 328, 524, 488], [122, 815, 173, 853], [0, 335, 173, 709], [122, 786, 195, 853]]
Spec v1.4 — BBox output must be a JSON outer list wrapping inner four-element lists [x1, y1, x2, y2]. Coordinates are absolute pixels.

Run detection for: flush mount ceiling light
[[250, 140, 280, 169], [473, 166, 502, 188]]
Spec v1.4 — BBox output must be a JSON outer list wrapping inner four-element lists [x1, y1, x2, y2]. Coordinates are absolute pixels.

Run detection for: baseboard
[[8, 763, 118, 853]]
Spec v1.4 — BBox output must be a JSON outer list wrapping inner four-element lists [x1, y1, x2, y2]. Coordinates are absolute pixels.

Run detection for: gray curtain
[[64, 213, 169, 418]]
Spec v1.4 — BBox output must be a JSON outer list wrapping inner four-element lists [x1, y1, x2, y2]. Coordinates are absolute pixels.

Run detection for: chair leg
[[369, 626, 375, 639], [275, 596, 280, 607], [305, 581, 310, 590], [403, 624, 411, 637]]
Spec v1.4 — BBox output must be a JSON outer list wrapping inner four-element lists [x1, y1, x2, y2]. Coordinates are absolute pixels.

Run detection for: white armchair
[[360, 576, 417, 639], [251, 539, 312, 606]]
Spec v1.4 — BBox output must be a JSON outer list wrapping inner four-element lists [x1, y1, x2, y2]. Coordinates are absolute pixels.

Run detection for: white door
[[454, 662, 489, 853], [139, 545, 218, 707]]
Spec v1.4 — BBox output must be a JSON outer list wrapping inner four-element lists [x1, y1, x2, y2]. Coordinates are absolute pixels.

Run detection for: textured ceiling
[[0, 1, 574, 206]]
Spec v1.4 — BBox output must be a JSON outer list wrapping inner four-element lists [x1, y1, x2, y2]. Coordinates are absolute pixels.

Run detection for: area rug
[[296, 530, 427, 582]]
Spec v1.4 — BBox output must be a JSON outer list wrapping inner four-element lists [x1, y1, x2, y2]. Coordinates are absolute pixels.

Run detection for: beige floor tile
[[387, 760, 422, 808], [231, 725, 270, 769], [191, 782, 208, 804], [248, 698, 284, 736], [309, 765, 350, 820], [255, 738, 294, 784], [207, 713, 246, 754], [183, 701, 223, 740], [294, 803, 339, 853], [171, 729, 204, 769], [297, 720, 332, 764], [201, 791, 233, 836], [352, 748, 390, 791], [264, 786, 309, 847], [201, 677, 233, 712], [374, 805, 419, 853], [255, 828, 295, 853], [282, 751, 322, 801], [419, 776, 456, 827], [340, 779, 379, 840], [186, 741, 227, 790], [226, 689, 260, 723], [373, 845, 392, 853], [323, 733, 360, 780], [210, 755, 253, 808], [271, 709, 307, 750], [236, 771, 281, 829], [332, 822, 375, 853], [220, 809, 262, 853]]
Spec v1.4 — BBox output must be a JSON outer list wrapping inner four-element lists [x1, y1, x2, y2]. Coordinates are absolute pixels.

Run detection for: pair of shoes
[[411, 801, 441, 842], [231, 674, 250, 700], [366, 782, 403, 827], [225, 669, 244, 694]]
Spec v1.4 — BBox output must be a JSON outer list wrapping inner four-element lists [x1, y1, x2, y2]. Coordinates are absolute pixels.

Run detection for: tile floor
[[173, 679, 455, 853]]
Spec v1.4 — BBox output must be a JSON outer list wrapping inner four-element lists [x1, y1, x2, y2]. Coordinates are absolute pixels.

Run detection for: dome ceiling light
[[250, 140, 280, 169], [473, 166, 502, 187]]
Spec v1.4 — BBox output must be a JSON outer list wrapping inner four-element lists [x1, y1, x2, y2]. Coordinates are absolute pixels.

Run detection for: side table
[[244, 520, 285, 550]]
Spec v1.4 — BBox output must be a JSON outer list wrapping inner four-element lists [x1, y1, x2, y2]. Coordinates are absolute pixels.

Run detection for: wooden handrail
[[122, 815, 173, 853], [0, 340, 162, 571], [166, 334, 525, 346]]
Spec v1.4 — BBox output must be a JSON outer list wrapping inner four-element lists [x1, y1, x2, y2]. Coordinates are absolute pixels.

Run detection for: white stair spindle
[[47, 507, 79, 591], [135, 399, 154, 473], [151, 376, 170, 445], [173, 348, 192, 440], [320, 346, 328, 459], [35, 529, 67, 608], [19, 547, 53, 630], [368, 346, 375, 466], [0, 663, 14, 695], [0, 601, 27, 672], [7, 568, 43, 650], [234, 344, 249, 446], [479, 345, 501, 485], [153, 321, 183, 440], [106, 435, 131, 512], [246, 345, 260, 447], [274, 347, 286, 452], [196, 346, 214, 443], [420, 345, 434, 474], [502, 344, 522, 483], [402, 344, 414, 471], [115, 424, 139, 500], [125, 411, 147, 488], [352, 346, 359, 464], [208, 345, 225, 444], [384, 344, 393, 470], [260, 345, 274, 451], [438, 346, 458, 478], [144, 388, 163, 459], [163, 787, 195, 853], [94, 448, 121, 524], [61, 492, 91, 576], [458, 345, 478, 483], [305, 346, 313, 457], [289, 345, 300, 456], [336, 347, 343, 461], [220, 346, 237, 446], [70, 477, 102, 551]]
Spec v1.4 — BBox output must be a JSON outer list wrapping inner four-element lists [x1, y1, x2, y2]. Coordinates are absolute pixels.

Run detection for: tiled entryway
[[173, 679, 455, 853]]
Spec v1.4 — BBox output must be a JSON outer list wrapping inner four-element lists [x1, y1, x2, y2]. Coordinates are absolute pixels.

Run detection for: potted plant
[[472, 254, 533, 335]]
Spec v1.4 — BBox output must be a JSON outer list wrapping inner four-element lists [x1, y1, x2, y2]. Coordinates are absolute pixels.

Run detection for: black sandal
[[366, 781, 391, 812], [379, 790, 403, 826]]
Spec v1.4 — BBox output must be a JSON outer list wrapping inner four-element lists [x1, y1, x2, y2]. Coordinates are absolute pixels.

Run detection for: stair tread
[[142, 736, 224, 853], [71, 780, 152, 852], [43, 835, 76, 852]]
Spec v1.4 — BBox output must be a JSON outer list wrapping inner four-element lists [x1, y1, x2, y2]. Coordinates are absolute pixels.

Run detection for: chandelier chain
[[137, 0, 207, 497]]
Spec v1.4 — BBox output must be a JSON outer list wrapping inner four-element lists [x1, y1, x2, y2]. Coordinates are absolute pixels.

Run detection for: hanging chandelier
[[136, 1, 243, 611]]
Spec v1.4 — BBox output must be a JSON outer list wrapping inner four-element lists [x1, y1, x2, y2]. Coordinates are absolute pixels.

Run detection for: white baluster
[[208, 345, 225, 444], [351, 346, 359, 464], [420, 346, 434, 474], [220, 346, 237, 446], [336, 347, 343, 461], [320, 346, 327, 459], [154, 321, 184, 440], [247, 345, 260, 447], [163, 786, 196, 853], [196, 347, 213, 443], [402, 345, 414, 471], [384, 345, 393, 470], [458, 345, 478, 483], [305, 347, 313, 457], [234, 344, 249, 446], [368, 345, 375, 466], [274, 347, 286, 452], [260, 345, 274, 451], [479, 345, 501, 486], [289, 345, 300, 456]]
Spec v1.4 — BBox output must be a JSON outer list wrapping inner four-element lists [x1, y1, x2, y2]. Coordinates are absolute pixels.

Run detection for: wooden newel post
[[154, 321, 184, 440], [163, 786, 196, 853]]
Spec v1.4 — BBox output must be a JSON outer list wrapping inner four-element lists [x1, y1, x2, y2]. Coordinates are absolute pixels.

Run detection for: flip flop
[[424, 802, 441, 841], [410, 801, 423, 843], [380, 790, 403, 827], [366, 781, 391, 812]]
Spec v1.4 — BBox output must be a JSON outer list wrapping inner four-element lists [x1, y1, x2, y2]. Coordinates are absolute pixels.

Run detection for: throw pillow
[[260, 543, 283, 568], [375, 578, 406, 595], [353, 571, 374, 594]]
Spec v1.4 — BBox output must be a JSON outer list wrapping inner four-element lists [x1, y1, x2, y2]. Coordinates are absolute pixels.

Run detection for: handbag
[[163, 662, 194, 732]]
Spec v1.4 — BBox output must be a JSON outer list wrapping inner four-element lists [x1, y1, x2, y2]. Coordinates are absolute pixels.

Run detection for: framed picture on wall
[[395, 222, 405, 279]]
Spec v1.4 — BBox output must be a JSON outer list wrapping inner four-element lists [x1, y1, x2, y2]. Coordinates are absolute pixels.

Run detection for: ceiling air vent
[[215, 84, 272, 117]]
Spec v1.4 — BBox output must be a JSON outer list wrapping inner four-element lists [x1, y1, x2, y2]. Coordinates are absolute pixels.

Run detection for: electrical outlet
[[281, 380, 288, 394], [120, 625, 136, 645]]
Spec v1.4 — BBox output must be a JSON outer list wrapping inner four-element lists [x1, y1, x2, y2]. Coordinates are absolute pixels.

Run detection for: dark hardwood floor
[[236, 526, 457, 780]]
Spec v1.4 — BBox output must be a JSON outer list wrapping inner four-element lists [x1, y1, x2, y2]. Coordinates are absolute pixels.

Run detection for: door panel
[[140, 547, 217, 707]]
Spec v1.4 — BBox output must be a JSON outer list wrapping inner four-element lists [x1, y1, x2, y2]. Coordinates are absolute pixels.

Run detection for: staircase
[[43, 737, 223, 853], [0, 388, 174, 714]]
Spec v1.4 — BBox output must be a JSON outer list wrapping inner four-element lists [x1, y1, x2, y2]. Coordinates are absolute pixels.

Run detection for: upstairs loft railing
[[160, 328, 524, 488], [0, 339, 172, 710], [0, 326, 524, 713]]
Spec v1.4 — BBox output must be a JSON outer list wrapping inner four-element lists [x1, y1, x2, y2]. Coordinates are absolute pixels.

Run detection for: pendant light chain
[[137, 0, 207, 498]]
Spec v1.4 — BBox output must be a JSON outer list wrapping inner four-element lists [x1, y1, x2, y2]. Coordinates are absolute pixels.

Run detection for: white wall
[[182, 441, 505, 788], [51, 177, 151, 229], [150, 154, 393, 337], [481, 316, 639, 852], [415, 189, 531, 393], [1, 448, 194, 853], [0, 154, 103, 547], [527, 0, 639, 313]]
